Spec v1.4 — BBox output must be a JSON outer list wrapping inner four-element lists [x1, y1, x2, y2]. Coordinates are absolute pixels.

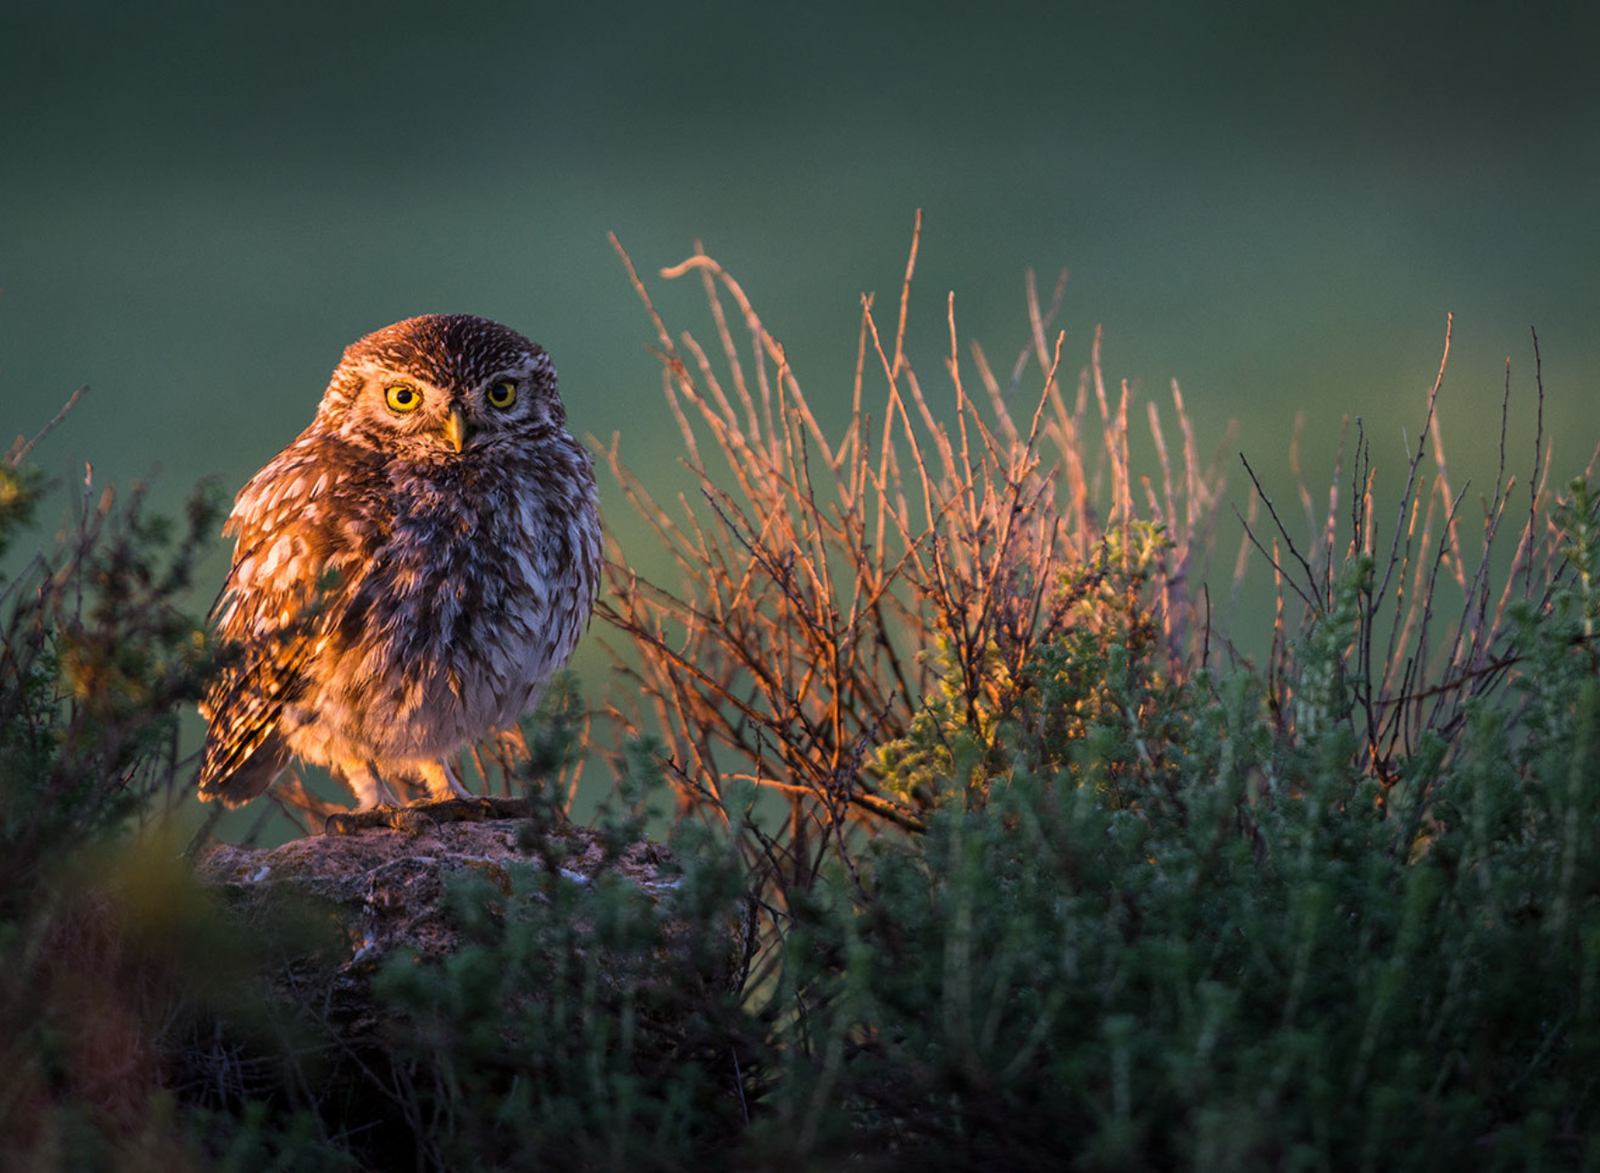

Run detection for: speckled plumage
[[198, 315, 601, 809]]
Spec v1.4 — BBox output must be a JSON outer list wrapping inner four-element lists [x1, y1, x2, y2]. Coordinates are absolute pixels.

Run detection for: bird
[[197, 314, 601, 810]]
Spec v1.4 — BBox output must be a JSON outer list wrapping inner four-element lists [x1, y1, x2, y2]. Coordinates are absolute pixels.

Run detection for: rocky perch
[[186, 804, 750, 1160], [196, 803, 688, 990], [196, 803, 744, 1024]]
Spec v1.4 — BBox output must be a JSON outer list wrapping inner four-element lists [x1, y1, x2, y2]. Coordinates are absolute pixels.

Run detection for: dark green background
[[3, 0, 1595, 806]]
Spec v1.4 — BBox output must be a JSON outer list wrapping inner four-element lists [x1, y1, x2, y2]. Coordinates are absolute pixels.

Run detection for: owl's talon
[[322, 797, 512, 835], [391, 807, 439, 836], [407, 796, 496, 826], [323, 803, 401, 835]]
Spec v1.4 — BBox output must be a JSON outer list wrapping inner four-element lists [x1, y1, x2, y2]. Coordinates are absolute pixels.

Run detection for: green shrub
[[752, 518, 1600, 1168], [366, 748, 755, 1173], [0, 414, 288, 1170]]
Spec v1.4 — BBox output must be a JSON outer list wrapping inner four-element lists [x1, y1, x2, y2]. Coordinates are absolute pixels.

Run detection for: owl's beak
[[441, 408, 470, 454]]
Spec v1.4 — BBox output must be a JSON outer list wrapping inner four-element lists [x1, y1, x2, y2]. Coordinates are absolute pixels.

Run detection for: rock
[[198, 812, 681, 956], [186, 812, 750, 1167], [195, 812, 711, 1033]]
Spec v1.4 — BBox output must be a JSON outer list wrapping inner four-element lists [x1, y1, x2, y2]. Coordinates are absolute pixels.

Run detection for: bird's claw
[[323, 795, 529, 835]]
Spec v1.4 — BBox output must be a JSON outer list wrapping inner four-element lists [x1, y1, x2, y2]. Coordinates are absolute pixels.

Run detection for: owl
[[197, 315, 601, 810]]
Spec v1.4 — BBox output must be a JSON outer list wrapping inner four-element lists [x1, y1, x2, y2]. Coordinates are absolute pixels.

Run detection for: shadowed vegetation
[[3, 222, 1599, 1170]]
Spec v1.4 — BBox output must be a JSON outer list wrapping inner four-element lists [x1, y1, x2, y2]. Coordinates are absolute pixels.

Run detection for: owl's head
[[319, 315, 563, 459]]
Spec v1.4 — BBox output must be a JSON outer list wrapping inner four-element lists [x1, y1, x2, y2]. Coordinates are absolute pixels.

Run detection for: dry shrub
[[1240, 319, 1600, 785], [596, 213, 1228, 878]]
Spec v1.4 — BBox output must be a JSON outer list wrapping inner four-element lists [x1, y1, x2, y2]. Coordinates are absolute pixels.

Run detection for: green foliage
[[0, 443, 223, 895], [368, 747, 753, 1172], [0, 470, 222, 911], [1550, 476, 1600, 657], [877, 521, 1194, 815], [0, 443, 264, 1171], [752, 500, 1600, 1169], [0, 461, 43, 564]]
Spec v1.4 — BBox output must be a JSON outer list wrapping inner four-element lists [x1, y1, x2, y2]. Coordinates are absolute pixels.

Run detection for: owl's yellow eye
[[487, 380, 518, 409], [385, 384, 421, 413]]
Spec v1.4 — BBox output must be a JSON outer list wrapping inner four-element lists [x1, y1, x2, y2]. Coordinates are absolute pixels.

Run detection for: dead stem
[[599, 229, 1224, 873]]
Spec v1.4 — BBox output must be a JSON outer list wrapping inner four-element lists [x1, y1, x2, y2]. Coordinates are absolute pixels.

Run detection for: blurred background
[[4, 0, 1595, 832]]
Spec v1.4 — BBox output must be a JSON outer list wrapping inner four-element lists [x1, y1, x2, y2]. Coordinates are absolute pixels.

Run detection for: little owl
[[198, 315, 601, 809]]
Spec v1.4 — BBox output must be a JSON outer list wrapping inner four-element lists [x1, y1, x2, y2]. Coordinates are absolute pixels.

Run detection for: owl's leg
[[342, 760, 401, 809], [418, 758, 473, 801]]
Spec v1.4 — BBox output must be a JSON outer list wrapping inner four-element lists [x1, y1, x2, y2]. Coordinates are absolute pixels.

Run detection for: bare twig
[[7, 385, 87, 468]]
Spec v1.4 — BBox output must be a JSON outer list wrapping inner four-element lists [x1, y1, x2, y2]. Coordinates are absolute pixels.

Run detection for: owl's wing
[[197, 436, 367, 806]]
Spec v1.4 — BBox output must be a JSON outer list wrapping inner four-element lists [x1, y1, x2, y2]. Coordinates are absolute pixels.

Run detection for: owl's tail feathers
[[197, 730, 290, 808]]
